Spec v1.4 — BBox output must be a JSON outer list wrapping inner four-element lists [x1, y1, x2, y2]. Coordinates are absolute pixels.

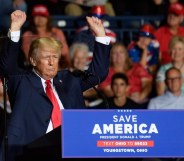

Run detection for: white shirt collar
[[32, 69, 53, 88]]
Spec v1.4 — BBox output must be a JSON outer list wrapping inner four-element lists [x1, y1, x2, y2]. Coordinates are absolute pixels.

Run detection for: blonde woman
[[156, 36, 184, 95]]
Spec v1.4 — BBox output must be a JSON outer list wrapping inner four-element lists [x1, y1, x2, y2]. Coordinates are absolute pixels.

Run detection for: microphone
[[72, 70, 94, 79], [71, 69, 109, 109]]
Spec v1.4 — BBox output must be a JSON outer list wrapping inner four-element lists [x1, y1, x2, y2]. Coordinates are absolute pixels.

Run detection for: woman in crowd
[[69, 42, 89, 71], [22, 4, 70, 69], [156, 36, 184, 95], [69, 42, 100, 107], [99, 42, 153, 104]]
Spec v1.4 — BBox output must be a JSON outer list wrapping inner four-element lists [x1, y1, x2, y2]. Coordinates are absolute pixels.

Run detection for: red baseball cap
[[91, 5, 106, 19], [168, 3, 184, 15], [32, 4, 50, 17], [139, 24, 155, 39]]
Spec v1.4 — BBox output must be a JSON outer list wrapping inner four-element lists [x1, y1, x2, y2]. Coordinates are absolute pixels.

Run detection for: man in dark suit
[[0, 10, 110, 161]]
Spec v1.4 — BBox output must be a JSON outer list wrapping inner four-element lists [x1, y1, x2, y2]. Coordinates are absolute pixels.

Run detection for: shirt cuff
[[95, 36, 111, 45], [8, 29, 20, 42]]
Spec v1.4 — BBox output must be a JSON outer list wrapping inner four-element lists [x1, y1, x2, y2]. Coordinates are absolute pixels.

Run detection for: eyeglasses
[[166, 77, 181, 81]]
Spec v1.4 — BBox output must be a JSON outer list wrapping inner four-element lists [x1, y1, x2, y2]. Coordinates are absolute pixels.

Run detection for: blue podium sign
[[62, 110, 184, 158]]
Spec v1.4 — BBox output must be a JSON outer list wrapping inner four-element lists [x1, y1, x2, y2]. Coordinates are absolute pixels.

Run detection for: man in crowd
[[148, 67, 184, 109], [98, 73, 142, 109], [154, 2, 184, 65]]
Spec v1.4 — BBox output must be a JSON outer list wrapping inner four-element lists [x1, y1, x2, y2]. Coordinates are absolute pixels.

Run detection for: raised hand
[[10, 10, 26, 31], [86, 16, 106, 37]]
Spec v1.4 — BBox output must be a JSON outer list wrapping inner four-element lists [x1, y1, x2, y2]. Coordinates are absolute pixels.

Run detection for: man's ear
[[125, 85, 129, 93], [30, 57, 36, 66]]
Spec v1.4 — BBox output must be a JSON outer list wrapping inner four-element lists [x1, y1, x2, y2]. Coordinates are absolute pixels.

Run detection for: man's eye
[[42, 56, 49, 59], [54, 56, 59, 58]]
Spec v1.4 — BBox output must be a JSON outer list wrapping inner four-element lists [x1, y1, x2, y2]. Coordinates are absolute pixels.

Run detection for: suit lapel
[[53, 77, 69, 109], [28, 72, 69, 108], [28, 72, 47, 98]]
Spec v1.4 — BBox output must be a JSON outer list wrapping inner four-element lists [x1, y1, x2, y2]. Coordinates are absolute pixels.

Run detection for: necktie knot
[[45, 80, 51, 89], [45, 79, 51, 85], [46, 79, 51, 83]]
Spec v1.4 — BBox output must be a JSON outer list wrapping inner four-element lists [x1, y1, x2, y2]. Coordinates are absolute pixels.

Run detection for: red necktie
[[45, 80, 61, 128]]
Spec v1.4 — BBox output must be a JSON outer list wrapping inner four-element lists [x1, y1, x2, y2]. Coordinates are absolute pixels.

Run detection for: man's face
[[138, 36, 152, 49], [32, 48, 59, 80], [167, 13, 183, 27], [166, 69, 182, 95], [112, 78, 127, 98]]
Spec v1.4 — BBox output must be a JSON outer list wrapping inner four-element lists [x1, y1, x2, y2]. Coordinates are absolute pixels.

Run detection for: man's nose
[[48, 57, 54, 65]]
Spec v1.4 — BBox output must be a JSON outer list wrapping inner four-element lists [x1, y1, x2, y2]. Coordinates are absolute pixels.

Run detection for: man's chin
[[46, 72, 57, 79]]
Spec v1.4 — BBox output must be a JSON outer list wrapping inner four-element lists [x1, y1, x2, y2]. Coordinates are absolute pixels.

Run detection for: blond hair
[[28, 37, 62, 61], [110, 42, 132, 71], [169, 36, 184, 53]]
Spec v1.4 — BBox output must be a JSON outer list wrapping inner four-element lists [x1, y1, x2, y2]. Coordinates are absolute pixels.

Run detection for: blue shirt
[[128, 40, 159, 66], [148, 91, 184, 109]]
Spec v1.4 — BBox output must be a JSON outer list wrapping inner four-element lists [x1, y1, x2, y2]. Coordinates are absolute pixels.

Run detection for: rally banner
[[62, 109, 184, 158]]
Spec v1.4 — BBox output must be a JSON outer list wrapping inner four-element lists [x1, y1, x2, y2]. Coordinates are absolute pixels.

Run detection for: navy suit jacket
[[0, 38, 110, 160]]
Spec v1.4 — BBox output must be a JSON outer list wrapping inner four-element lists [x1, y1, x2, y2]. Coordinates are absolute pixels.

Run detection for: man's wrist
[[8, 29, 21, 42], [95, 36, 111, 45]]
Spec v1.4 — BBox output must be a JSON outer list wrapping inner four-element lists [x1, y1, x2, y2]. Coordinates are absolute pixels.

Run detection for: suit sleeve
[[81, 41, 111, 91], [0, 37, 20, 75]]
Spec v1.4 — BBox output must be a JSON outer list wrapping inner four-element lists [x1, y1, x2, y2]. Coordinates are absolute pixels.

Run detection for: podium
[[17, 126, 62, 161], [16, 126, 142, 161]]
